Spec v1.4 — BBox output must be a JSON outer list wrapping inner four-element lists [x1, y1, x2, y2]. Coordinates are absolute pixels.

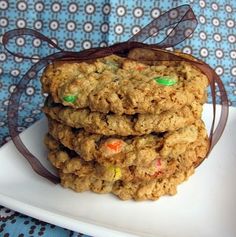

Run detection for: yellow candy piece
[[108, 166, 122, 181]]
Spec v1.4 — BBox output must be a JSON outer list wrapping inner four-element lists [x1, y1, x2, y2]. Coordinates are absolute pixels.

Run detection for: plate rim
[[0, 192, 141, 237]]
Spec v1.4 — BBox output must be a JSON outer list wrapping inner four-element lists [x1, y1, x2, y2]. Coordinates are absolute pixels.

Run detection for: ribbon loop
[[128, 4, 197, 48], [2, 28, 64, 60]]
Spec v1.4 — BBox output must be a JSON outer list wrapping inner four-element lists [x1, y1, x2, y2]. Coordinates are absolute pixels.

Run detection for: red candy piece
[[150, 159, 163, 177], [156, 159, 162, 169]]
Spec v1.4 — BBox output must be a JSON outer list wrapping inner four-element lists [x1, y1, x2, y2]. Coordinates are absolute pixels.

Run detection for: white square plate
[[0, 104, 236, 237]]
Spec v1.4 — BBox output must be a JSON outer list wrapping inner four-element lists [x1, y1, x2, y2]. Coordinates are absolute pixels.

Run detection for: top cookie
[[41, 48, 208, 115]]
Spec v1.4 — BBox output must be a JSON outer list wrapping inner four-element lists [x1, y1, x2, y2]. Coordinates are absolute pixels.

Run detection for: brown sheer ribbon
[[2, 5, 228, 184]]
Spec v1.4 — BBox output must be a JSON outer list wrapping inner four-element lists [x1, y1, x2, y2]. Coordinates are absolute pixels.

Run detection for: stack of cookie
[[41, 48, 209, 201]]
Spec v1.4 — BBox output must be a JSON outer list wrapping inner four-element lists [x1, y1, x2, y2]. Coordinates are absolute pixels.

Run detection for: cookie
[[43, 97, 202, 136], [41, 50, 208, 115], [60, 168, 194, 200], [45, 136, 202, 200], [45, 134, 208, 183], [46, 144, 195, 201], [47, 117, 208, 167], [46, 137, 173, 182]]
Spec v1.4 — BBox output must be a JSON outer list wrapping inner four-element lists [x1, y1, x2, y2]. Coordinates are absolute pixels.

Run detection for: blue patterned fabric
[[0, 0, 235, 236], [0, 206, 87, 237]]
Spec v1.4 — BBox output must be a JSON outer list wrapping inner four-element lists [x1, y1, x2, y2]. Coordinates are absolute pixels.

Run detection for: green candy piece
[[154, 76, 177, 86], [106, 61, 118, 69], [63, 95, 77, 103]]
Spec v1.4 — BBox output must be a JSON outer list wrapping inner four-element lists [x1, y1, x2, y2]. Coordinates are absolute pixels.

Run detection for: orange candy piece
[[107, 140, 123, 152], [136, 66, 146, 71]]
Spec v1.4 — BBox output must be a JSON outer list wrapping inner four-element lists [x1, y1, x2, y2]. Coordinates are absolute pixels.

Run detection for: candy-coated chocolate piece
[[156, 159, 162, 171], [106, 140, 123, 152], [106, 61, 118, 69], [156, 159, 161, 167], [154, 76, 177, 86], [136, 66, 146, 71], [108, 166, 122, 181], [101, 139, 125, 157], [63, 95, 77, 103]]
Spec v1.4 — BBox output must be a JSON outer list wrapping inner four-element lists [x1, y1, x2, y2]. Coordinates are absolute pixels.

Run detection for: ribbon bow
[[2, 5, 228, 184]]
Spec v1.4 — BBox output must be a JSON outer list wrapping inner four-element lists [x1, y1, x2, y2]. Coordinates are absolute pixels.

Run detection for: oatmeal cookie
[[47, 118, 208, 167], [46, 136, 206, 200], [47, 143, 196, 201], [59, 168, 194, 200], [43, 97, 202, 136], [46, 133, 208, 183], [41, 50, 208, 115]]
